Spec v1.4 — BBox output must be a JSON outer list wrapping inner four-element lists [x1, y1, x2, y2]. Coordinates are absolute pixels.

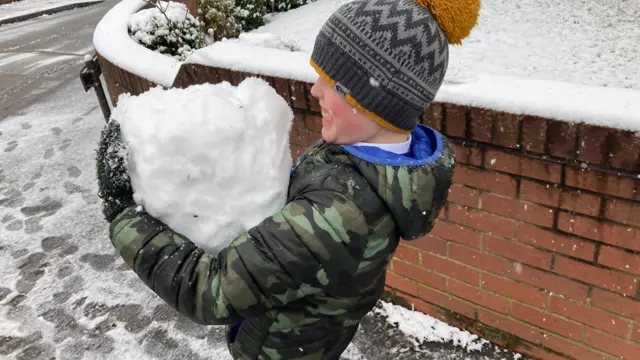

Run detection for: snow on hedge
[[111, 78, 293, 255], [93, 0, 181, 87]]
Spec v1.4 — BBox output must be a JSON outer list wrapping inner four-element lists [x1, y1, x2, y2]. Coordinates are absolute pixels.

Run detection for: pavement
[[0, 0, 104, 26], [0, 0, 114, 119], [0, 3, 529, 360]]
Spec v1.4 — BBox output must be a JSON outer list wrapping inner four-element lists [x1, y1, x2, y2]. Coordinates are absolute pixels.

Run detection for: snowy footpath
[[0, 0, 103, 25], [0, 78, 526, 359]]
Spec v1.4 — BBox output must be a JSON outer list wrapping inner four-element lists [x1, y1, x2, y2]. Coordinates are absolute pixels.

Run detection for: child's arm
[[109, 190, 368, 325]]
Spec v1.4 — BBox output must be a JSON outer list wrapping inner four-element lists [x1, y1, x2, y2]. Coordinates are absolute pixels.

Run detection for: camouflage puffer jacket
[[109, 124, 455, 360]]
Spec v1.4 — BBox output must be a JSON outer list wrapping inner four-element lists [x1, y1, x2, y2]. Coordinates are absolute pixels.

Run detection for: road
[[0, 0, 115, 120]]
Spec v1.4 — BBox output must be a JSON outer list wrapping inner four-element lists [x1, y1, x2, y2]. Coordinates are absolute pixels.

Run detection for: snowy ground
[[0, 78, 525, 359], [0, 0, 103, 23], [259, 0, 640, 90]]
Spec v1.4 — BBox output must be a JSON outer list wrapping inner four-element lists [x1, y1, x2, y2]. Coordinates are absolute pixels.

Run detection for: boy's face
[[310, 77, 382, 144]]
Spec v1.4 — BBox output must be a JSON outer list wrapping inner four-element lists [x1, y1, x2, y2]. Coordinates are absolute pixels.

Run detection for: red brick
[[633, 322, 640, 343], [520, 180, 602, 217], [511, 302, 582, 340], [430, 221, 482, 248], [485, 150, 562, 183], [418, 285, 477, 318], [584, 328, 640, 359], [479, 310, 602, 359], [423, 103, 443, 131], [394, 244, 420, 264], [591, 289, 640, 322], [484, 235, 552, 269], [558, 212, 640, 251], [565, 166, 639, 201], [477, 309, 540, 345], [605, 198, 640, 227], [554, 256, 638, 296], [481, 193, 554, 228], [412, 236, 447, 256], [522, 115, 548, 153], [449, 243, 514, 276], [421, 252, 480, 285], [386, 270, 419, 296], [449, 205, 517, 239], [469, 108, 494, 142], [578, 124, 610, 165], [290, 80, 308, 109], [550, 296, 630, 338], [399, 293, 449, 322], [494, 112, 521, 149], [448, 185, 480, 208], [518, 223, 596, 261], [510, 265, 589, 302], [483, 274, 547, 308], [444, 103, 467, 138], [305, 115, 323, 132], [449, 279, 509, 313], [542, 332, 616, 360], [393, 260, 447, 291], [451, 144, 483, 166], [273, 78, 292, 106], [453, 166, 518, 197], [598, 246, 640, 275], [548, 121, 578, 159], [609, 130, 640, 172]]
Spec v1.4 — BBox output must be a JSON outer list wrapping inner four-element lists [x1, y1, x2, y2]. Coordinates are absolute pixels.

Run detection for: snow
[[375, 301, 490, 352], [0, 0, 102, 23], [186, 0, 640, 131], [93, 0, 181, 87], [185, 36, 315, 83], [128, 1, 203, 61], [113, 78, 293, 255]]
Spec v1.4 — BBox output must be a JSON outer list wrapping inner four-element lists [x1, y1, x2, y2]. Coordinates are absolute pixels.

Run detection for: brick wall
[[98, 57, 640, 360]]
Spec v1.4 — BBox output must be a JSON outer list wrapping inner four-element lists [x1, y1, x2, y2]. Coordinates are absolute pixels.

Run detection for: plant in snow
[[234, 0, 267, 32], [197, 0, 242, 44], [270, 0, 313, 13], [128, 1, 205, 61], [96, 119, 134, 222]]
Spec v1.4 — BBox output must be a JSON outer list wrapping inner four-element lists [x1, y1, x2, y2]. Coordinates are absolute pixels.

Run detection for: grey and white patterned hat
[[310, 0, 480, 133]]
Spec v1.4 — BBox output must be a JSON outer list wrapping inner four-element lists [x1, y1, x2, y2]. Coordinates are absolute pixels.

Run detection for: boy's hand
[[96, 119, 135, 222]]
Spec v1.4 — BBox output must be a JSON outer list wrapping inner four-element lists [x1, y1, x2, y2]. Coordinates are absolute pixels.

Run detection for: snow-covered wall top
[[93, 0, 181, 87], [188, 0, 640, 132], [97, 0, 640, 132], [187, 42, 640, 132]]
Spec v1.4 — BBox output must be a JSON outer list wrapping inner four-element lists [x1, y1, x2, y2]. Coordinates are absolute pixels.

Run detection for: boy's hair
[[310, 0, 480, 133]]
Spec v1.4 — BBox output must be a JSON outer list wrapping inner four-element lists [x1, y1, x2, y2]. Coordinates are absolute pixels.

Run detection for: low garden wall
[[95, 1, 640, 359]]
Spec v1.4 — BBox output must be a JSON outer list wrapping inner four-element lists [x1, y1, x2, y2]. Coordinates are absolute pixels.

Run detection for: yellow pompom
[[417, 0, 480, 45]]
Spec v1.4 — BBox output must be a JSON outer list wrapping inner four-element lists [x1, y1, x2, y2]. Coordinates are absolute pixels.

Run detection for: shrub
[[234, 0, 267, 31], [128, 1, 205, 61], [197, 0, 242, 43], [95, 120, 134, 222]]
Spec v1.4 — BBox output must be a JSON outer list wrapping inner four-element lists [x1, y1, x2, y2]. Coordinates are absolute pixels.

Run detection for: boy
[[106, 0, 479, 358]]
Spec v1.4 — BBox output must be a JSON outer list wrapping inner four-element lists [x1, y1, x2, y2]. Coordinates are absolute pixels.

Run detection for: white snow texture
[[112, 77, 293, 255]]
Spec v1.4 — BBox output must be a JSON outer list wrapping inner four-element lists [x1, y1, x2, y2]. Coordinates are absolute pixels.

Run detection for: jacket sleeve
[[108, 189, 369, 325]]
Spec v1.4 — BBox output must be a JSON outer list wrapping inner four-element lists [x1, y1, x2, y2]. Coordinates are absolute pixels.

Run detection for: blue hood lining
[[341, 125, 444, 166]]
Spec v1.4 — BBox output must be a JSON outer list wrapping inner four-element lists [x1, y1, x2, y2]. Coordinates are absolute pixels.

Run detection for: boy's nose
[[310, 78, 322, 99]]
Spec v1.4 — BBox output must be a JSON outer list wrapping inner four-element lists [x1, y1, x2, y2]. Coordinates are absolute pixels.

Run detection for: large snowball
[[112, 78, 293, 255]]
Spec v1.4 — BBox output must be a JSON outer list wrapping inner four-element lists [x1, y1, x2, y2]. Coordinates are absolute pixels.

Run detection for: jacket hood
[[341, 125, 455, 240]]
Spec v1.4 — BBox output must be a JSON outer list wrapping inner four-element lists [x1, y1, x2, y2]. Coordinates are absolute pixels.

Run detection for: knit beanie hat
[[310, 0, 480, 133]]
